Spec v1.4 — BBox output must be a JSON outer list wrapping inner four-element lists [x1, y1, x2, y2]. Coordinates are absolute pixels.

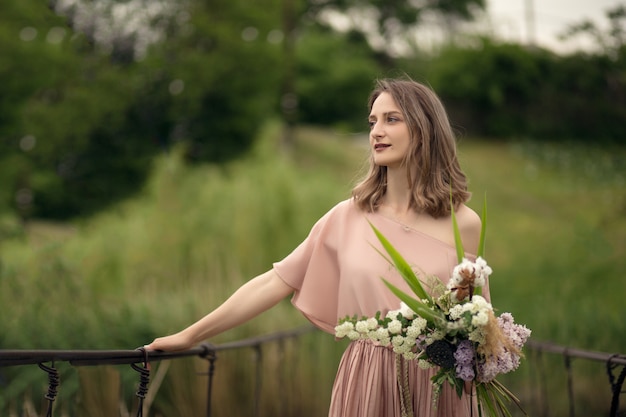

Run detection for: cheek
[[369, 133, 378, 148]]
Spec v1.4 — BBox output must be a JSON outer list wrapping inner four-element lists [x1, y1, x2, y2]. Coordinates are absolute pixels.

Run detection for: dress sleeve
[[272, 204, 342, 334]]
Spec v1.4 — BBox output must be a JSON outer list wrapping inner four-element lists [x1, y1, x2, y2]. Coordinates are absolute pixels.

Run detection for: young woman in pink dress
[[146, 78, 487, 416]]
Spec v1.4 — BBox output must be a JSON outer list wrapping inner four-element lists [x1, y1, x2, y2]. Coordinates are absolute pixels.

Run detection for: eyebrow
[[368, 110, 402, 120]]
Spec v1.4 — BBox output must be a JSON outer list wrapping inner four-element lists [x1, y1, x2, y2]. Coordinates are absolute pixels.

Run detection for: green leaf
[[381, 279, 441, 325], [370, 222, 432, 303], [477, 193, 487, 258], [454, 378, 465, 398], [450, 197, 465, 264]]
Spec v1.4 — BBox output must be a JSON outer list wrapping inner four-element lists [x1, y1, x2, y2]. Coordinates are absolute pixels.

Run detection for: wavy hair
[[351, 78, 470, 218]]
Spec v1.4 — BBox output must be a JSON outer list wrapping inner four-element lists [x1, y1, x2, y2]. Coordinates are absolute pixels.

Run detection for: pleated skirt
[[329, 339, 477, 417]]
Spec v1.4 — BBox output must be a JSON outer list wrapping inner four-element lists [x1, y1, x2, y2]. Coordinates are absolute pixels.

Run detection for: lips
[[375, 143, 391, 150]]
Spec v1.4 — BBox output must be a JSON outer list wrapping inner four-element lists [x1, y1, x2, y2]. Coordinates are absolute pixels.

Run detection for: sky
[[486, 0, 625, 52]]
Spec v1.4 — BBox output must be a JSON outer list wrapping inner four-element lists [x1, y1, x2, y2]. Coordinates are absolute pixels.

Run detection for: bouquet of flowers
[[335, 199, 530, 417]]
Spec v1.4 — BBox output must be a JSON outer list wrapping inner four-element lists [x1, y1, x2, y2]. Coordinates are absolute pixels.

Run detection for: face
[[368, 92, 411, 170]]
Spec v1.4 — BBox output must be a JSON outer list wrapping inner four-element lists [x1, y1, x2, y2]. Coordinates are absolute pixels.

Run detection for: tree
[[295, 27, 382, 130], [559, 4, 626, 60], [306, 0, 486, 67], [1, 0, 285, 219]]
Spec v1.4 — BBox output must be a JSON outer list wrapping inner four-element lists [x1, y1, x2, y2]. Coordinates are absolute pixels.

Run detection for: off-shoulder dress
[[273, 199, 488, 417]]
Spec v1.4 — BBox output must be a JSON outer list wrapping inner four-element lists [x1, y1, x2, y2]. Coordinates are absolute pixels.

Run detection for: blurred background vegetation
[[0, 0, 625, 416]]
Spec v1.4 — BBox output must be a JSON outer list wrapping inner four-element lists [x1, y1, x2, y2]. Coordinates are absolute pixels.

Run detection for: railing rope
[[38, 361, 60, 417], [130, 348, 150, 417], [608, 354, 626, 417]]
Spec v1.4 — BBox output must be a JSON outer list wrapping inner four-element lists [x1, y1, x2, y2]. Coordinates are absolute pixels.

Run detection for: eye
[[387, 116, 399, 123], [368, 120, 376, 129]]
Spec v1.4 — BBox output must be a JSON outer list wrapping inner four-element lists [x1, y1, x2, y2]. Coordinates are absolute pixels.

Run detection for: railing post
[[253, 344, 262, 417], [563, 351, 575, 417], [607, 354, 626, 417], [530, 348, 549, 417], [205, 350, 217, 417]]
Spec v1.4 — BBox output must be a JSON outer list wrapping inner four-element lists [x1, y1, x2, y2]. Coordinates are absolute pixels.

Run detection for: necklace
[[377, 206, 418, 233], [387, 216, 414, 232]]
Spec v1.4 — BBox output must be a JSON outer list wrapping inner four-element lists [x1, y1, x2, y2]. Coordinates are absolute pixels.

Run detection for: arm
[[145, 269, 294, 351]]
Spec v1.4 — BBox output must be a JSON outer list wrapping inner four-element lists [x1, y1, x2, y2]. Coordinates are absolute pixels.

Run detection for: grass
[[0, 121, 624, 416]]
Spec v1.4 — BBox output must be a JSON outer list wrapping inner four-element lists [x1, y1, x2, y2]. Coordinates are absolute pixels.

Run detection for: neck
[[382, 168, 412, 214]]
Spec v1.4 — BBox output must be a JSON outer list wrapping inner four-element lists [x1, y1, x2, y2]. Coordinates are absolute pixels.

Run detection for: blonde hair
[[351, 78, 470, 218]]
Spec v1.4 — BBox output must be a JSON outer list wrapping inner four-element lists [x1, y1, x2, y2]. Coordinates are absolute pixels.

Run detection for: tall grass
[[0, 121, 624, 416]]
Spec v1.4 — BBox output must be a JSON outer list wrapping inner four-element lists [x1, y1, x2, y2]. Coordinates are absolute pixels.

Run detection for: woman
[[146, 78, 487, 416]]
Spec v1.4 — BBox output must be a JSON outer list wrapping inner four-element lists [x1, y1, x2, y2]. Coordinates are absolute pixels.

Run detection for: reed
[[0, 122, 624, 416]]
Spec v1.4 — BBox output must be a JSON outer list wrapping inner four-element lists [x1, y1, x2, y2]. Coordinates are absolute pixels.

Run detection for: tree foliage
[[1, 0, 625, 221], [1, 0, 283, 219], [418, 33, 626, 142], [307, 0, 486, 67], [295, 27, 382, 130]]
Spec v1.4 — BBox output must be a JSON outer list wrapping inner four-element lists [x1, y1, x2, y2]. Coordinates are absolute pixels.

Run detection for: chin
[[373, 158, 400, 168]]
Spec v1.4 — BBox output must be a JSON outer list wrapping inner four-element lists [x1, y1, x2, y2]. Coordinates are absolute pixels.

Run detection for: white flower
[[418, 359, 434, 369], [462, 301, 478, 314], [354, 319, 372, 334], [449, 257, 492, 290], [392, 335, 405, 348], [471, 310, 489, 327], [403, 336, 417, 348], [334, 321, 354, 338], [366, 317, 379, 330], [411, 317, 428, 332], [449, 260, 470, 288], [465, 257, 491, 288], [347, 330, 360, 340], [388, 319, 403, 334], [372, 327, 391, 345], [426, 330, 445, 344], [447, 320, 465, 331], [471, 295, 490, 310], [386, 309, 401, 320], [399, 302, 416, 319], [449, 304, 464, 320], [406, 318, 426, 338]]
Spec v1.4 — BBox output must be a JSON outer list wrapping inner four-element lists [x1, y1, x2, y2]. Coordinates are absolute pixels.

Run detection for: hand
[[145, 331, 195, 352]]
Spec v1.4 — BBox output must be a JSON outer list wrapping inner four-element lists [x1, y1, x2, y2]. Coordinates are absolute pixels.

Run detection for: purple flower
[[476, 348, 521, 382], [497, 313, 532, 350], [454, 339, 475, 366], [454, 340, 476, 381], [456, 363, 476, 381]]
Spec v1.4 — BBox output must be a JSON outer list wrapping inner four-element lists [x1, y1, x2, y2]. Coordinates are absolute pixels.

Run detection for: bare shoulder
[[455, 204, 481, 254]]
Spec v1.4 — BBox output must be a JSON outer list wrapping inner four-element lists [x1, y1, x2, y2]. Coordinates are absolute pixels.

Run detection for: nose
[[370, 121, 384, 140]]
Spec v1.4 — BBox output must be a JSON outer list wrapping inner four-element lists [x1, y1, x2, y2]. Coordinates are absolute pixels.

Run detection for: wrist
[[179, 328, 199, 349]]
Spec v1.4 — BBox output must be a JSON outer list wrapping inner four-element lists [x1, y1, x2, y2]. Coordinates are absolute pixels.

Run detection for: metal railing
[[525, 339, 626, 417], [0, 325, 316, 417], [1, 329, 625, 417]]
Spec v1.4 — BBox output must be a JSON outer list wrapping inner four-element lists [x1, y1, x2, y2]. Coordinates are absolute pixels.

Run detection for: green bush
[[410, 37, 626, 143]]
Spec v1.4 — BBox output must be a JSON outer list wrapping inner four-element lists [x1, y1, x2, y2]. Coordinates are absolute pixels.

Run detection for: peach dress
[[273, 199, 489, 417]]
